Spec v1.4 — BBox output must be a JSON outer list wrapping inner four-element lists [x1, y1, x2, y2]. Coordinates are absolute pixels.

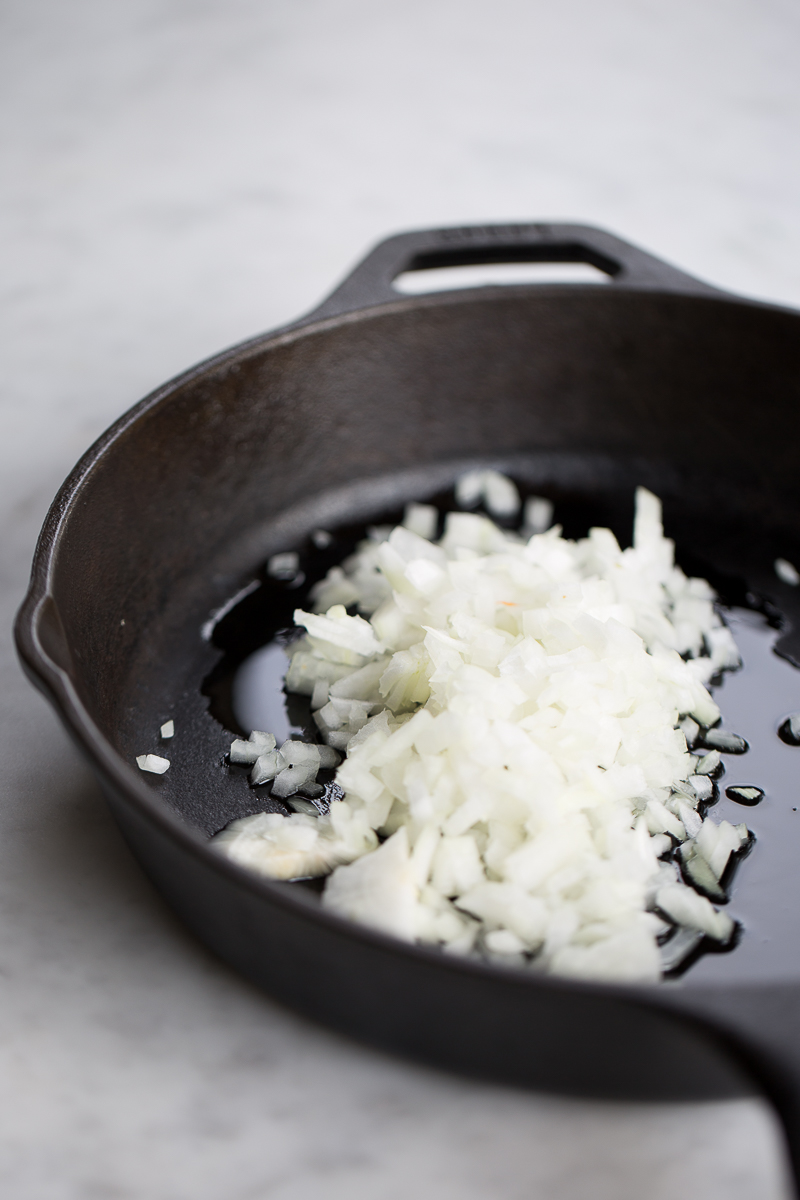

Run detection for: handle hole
[[394, 259, 612, 294], [392, 243, 618, 295]]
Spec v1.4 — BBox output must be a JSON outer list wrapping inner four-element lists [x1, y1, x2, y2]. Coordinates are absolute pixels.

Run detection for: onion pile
[[213, 479, 751, 982]]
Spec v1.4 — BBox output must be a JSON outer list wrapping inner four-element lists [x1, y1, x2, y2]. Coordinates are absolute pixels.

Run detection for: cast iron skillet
[[15, 222, 800, 1188]]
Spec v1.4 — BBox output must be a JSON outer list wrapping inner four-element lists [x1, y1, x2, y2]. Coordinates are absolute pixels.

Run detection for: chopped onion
[[523, 496, 554, 535], [294, 605, 384, 660], [213, 807, 376, 881], [660, 927, 704, 973], [687, 774, 714, 802], [322, 827, 418, 939], [268, 551, 300, 580], [214, 479, 754, 984], [136, 754, 170, 774], [775, 558, 800, 586], [250, 749, 281, 785], [455, 468, 521, 518], [656, 882, 734, 942], [725, 785, 763, 806], [703, 728, 747, 754], [231, 730, 276, 765], [694, 750, 721, 776], [403, 502, 438, 541], [680, 847, 726, 903]]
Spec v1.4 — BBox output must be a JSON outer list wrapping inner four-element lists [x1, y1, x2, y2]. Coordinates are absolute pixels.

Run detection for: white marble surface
[[2, 1, 800, 1195]]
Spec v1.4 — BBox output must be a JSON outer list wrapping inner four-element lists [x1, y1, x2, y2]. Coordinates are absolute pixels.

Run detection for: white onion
[[136, 754, 170, 774], [703, 729, 747, 753], [214, 480, 752, 983], [268, 551, 300, 580], [523, 495, 554, 535], [455, 468, 521, 518], [695, 750, 721, 776], [250, 749, 281, 786], [403, 502, 438, 540], [655, 882, 734, 942], [775, 558, 800, 586], [215, 808, 376, 881]]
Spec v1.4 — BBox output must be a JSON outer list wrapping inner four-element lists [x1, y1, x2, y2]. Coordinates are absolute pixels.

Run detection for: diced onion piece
[[695, 818, 743, 881], [231, 732, 275, 764], [270, 741, 322, 798], [649, 833, 672, 858], [285, 651, 353, 696], [706, 626, 741, 670], [268, 551, 300, 579], [212, 809, 375, 881], [302, 782, 326, 798], [485, 929, 527, 956], [725, 785, 763, 806], [456, 882, 547, 948], [679, 844, 726, 902], [250, 730, 276, 748], [455, 470, 484, 509], [695, 750, 721, 776], [288, 797, 322, 815], [329, 657, 388, 701], [279, 740, 321, 769], [431, 835, 485, 897], [403, 502, 438, 540], [272, 765, 317, 798], [660, 927, 704, 973], [294, 605, 384, 659], [775, 558, 800, 586], [481, 470, 520, 518], [314, 697, 373, 740], [230, 739, 261, 765], [687, 774, 714, 802], [702, 728, 747, 753], [322, 828, 418, 939], [455, 469, 520, 518], [250, 750, 281, 785], [523, 495, 554, 535], [549, 927, 661, 983], [671, 798, 702, 839], [656, 883, 734, 942], [136, 754, 169, 774], [160, 720, 175, 739], [644, 799, 685, 840]]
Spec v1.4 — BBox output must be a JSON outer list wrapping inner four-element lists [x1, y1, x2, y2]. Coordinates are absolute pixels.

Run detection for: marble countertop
[[2, 2, 800, 1196]]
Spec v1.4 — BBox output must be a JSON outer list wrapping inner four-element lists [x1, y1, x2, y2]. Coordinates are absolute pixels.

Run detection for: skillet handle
[[309, 222, 718, 320]]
